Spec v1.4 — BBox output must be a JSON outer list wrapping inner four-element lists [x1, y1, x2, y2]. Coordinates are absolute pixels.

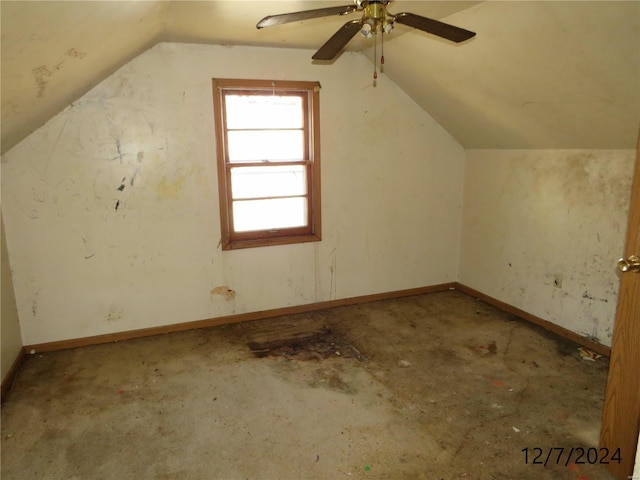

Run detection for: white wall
[[634, 436, 640, 480], [1, 213, 23, 383], [1, 43, 465, 346], [459, 150, 634, 347]]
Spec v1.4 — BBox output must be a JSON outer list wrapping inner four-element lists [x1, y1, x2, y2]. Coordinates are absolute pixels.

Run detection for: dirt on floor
[[1, 291, 614, 480]]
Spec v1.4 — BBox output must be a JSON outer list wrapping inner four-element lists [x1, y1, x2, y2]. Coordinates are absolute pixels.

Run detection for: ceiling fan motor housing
[[364, 2, 386, 20], [361, 0, 392, 37]]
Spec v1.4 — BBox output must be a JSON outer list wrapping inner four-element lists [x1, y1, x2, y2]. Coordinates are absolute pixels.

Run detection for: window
[[212, 79, 322, 250]]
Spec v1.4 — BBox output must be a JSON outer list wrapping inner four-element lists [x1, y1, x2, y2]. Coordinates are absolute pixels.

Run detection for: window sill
[[221, 233, 321, 251]]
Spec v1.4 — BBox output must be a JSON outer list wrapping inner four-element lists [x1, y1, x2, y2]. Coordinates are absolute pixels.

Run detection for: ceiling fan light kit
[[256, 0, 476, 75]]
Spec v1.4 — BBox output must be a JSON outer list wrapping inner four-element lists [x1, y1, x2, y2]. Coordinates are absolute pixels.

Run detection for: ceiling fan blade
[[257, 5, 357, 29], [393, 12, 476, 43], [312, 20, 362, 60]]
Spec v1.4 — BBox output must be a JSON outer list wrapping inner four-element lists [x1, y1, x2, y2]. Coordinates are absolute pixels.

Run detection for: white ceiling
[[1, 1, 639, 154]]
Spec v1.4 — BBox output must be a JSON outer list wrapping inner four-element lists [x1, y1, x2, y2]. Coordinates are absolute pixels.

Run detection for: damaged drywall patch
[[210, 286, 236, 300]]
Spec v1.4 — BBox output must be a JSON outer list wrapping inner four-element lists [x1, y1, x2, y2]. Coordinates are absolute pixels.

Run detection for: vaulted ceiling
[[1, 1, 639, 154]]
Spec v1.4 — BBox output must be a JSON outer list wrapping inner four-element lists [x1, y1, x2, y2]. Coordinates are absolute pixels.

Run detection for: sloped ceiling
[[1, 1, 639, 154]]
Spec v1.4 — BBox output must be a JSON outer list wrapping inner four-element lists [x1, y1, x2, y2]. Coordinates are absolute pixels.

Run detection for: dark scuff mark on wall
[[582, 291, 608, 303], [115, 200, 120, 211], [117, 177, 126, 191], [115, 138, 124, 163]]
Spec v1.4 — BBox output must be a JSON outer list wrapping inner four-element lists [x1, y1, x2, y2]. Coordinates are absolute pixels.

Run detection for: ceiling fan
[[256, 0, 476, 61]]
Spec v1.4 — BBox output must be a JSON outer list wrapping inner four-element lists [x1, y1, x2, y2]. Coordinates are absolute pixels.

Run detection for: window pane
[[233, 197, 308, 232], [225, 95, 303, 129], [231, 165, 307, 200], [227, 130, 304, 163]]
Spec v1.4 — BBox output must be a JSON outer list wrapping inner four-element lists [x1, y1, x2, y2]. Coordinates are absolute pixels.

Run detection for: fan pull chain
[[373, 29, 378, 80], [381, 29, 385, 65]]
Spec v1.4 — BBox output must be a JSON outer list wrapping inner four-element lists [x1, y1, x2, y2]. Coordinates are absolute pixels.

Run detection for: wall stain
[[106, 306, 123, 323], [210, 286, 236, 300], [156, 176, 185, 199], [30, 49, 85, 99], [65, 48, 86, 59], [32, 65, 52, 98], [533, 152, 632, 212], [329, 248, 337, 300]]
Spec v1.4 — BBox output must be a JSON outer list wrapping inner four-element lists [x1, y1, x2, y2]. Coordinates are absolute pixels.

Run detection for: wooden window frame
[[212, 79, 322, 250]]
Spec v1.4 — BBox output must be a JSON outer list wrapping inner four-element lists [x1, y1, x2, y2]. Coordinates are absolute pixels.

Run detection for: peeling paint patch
[[156, 176, 185, 199], [210, 286, 236, 300]]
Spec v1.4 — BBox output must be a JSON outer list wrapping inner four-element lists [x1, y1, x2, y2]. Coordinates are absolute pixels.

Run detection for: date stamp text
[[522, 447, 621, 466]]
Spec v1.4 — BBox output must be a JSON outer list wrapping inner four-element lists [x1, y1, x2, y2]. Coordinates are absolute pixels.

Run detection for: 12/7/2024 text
[[522, 447, 621, 467]]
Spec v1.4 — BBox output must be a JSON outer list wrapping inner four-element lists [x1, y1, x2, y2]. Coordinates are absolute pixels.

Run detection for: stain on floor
[[246, 323, 367, 362], [1, 291, 614, 480]]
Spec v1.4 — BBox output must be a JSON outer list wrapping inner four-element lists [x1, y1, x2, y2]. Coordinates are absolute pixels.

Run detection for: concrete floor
[[1, 291, 614, 480]]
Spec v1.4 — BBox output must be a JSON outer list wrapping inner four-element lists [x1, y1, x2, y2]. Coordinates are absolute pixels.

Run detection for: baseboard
[[1, 348, 26, 404], [455, 283, 611, 357], [24, 282, 457, 354], [22, 280, 611, 358]]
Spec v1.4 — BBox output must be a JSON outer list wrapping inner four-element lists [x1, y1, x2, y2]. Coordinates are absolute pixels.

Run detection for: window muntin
[[213, 79, 321, 250]]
